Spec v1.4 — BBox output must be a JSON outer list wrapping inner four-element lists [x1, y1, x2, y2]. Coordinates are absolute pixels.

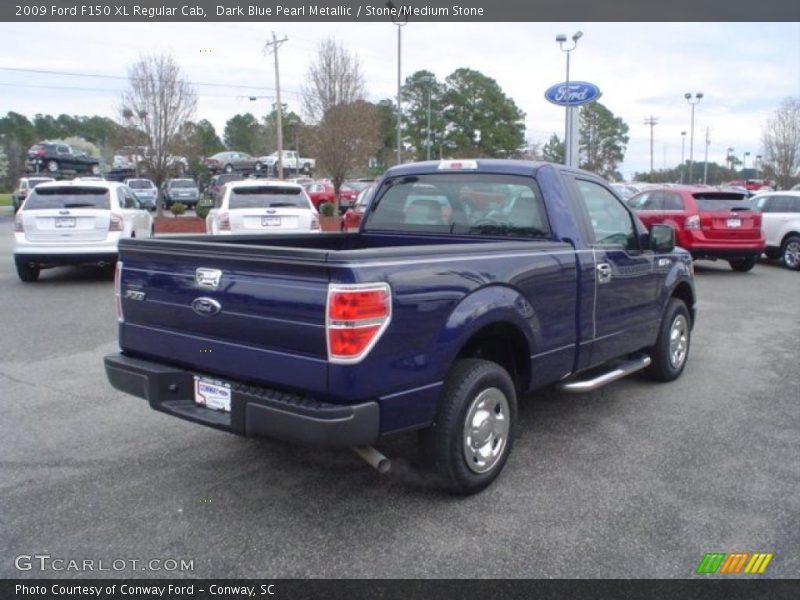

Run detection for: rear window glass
[[169, 180, 196, 188], [127, 179, 153, 189], [24, 187, 110, 210], [28, 178, 53, 187], [229, 186, 309, 209], [693, 193, 751, 212], [364, 173, 550, 238]]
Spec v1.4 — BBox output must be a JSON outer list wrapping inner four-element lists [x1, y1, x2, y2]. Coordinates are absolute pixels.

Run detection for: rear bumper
[[104, 353, 380, 448], [680, 232, 766, 260]]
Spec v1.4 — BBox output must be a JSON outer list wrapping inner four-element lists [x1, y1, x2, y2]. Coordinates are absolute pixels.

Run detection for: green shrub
[[194, 203, 211, 219], [319, 202, 335, 217], [170, 202, 187, 216]]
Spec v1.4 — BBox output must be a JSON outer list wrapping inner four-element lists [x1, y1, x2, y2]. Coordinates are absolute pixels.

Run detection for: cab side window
[[575, 179, 637, 250]]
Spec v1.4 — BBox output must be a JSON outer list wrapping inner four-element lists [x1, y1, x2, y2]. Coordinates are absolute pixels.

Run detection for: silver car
[[125, 178, 158, 210]]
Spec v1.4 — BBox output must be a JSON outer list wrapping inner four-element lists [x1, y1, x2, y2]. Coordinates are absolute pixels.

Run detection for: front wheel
[[728, 256, 757, 272], [646, 298, 691, 382], [15, 257, 40, 282], [781, 235, 800, 271], [90, 164, 101, 175], [254, 161, 262, 172], [420, 359, 517, 495], [224, 164, 234, 173]]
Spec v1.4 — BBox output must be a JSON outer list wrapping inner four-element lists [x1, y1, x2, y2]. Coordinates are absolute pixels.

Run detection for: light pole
[[726, 147, 735, 171], [422, 75, 435, 161], [684, 92, 703, 184], [755, 154, 762, 179], [680, 131, 686, 184], [387, 2, 407, 165], [742, 151, 750, 177], [556, 30, 582, 168]]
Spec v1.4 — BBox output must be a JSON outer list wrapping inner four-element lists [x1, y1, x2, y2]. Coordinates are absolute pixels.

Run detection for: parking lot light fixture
[[684, 92, 703, 183], [557, 31, 583, 168], [387, 1, 408, 165]]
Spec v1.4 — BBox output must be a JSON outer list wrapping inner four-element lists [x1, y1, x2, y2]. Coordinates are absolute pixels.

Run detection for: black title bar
[[3, 0, 798, 22]]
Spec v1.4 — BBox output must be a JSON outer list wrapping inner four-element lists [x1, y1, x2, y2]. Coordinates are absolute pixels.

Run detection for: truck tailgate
[[116, 238, 330, 396]]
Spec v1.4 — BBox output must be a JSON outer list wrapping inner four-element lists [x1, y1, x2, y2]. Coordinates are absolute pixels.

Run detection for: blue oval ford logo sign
[[544, 81, 602, 107], [192, 297, 222, 317]]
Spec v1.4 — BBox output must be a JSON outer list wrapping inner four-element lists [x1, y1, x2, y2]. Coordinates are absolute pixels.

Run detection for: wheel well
[[672, 282, 695, 325], [455, 322, 531, 393], [780, 231, 800, 248]]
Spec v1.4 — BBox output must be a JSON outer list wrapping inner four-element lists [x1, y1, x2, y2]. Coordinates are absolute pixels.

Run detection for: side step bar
[[556, 354, 652, 393]]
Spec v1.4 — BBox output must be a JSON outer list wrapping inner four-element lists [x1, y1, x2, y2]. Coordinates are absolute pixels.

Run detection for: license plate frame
[[262, 216, 281, 227], [55, 217, 76, 228], [193, 377, 232, 413], [726, 218, 741, 228]]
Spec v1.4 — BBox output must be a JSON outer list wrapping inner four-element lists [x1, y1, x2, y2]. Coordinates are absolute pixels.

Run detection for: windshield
[[169, 180, 197, 189], [24, 187, 110, 210], [364, 173, 551, 238], [229, 186, 309, 209], [127, 179, 153, 189], [346, 181, 372, 192], [693, 193, 751, 212]]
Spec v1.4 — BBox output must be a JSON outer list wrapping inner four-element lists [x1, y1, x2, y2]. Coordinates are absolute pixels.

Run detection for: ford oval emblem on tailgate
[[192, 297, 222, 317], [196, 268, 222, 289]]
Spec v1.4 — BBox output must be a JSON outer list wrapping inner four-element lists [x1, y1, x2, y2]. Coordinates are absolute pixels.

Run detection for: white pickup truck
[[258, 150, 315, 174]]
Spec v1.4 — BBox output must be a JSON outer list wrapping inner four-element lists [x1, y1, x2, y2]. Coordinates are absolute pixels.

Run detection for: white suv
[[751, 191, 800, 270], [206, 180, 320, 235], [13, 180, 154, 282]]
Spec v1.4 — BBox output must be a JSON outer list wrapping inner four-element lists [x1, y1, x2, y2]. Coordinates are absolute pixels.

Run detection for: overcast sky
[[1, 21, 798, 178]]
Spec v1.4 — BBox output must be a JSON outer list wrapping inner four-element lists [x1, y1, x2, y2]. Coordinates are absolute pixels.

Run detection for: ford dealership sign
[[544, 81, 602, 107]]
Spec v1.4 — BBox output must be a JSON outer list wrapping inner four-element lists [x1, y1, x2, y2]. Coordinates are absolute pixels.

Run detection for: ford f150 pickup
[[105, 160, 696, 494]]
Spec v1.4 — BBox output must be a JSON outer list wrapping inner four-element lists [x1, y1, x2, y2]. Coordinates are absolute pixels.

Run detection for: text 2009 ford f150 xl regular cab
[[105, 160, 696, 494]]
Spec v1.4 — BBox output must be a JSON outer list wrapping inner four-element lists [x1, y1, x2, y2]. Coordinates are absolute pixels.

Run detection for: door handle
[[596, 263, 612, 284]]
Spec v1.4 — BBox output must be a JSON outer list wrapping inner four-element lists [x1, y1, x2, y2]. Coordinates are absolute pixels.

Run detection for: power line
[[0, 65, 303, 96], [0, 81, 251, 98]]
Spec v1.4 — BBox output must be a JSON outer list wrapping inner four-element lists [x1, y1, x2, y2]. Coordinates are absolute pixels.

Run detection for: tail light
[[37, 148, 46, 156], [326, 283, 392, 363], [685, 215, 700, 230], [14, 213, 24, 232], [218, 212, 231, 231], [109, 213, 124, 232], [114, 261, 124, 322]]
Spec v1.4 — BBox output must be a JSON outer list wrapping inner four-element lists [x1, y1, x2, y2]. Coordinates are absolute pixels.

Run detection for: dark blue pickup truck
[[105, 160, 696, 494]]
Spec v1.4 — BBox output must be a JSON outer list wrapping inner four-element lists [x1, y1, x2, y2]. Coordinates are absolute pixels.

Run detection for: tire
[[46, 160, 59, 173], [645, 298, 691, 382], [302, 163, 311, 175], [781, 235, 800, 271], [224, 164, 234, 173], [419, 358, 517, 495], [90, 164, 101, 176], [254, 161, 262, 172], [15, 257, 40, 283], [728, 256, 757, 272]]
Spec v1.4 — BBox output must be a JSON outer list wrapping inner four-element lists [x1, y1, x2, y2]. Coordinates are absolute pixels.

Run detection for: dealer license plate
[[55, 217, 76, 228], [727, 218, 741, 228], [193, 377, 232, 413], [262, 216, 281, 226]]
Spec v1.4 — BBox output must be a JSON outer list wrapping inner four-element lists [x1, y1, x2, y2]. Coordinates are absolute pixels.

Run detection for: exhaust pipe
[[352, 446, 391, 474]]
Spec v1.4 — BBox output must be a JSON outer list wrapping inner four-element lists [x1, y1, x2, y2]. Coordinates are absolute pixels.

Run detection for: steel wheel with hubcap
[[782, 235, 800, 271], [646, 298, 691, 382], [420, 358, 517, 494], [46, 160, 59, 173]]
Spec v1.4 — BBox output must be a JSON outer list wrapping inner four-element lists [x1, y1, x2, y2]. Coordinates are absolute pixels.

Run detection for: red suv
[[628, 187, 765, 271]]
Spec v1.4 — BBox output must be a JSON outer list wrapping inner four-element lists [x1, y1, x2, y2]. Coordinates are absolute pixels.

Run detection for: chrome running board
[[556, 354, 652, 393]]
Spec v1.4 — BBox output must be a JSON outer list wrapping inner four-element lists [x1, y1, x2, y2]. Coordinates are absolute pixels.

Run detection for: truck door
[[568, 176, 659, 367]]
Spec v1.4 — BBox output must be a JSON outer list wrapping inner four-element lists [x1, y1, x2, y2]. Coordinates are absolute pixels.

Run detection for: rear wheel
[[781, 235, 800, 271], [646, 298, 691, 382], [15, 258, 40, 283], [46, 160, 59, 173], [224, 164, 234, 173], [420, 358, 517, 495], [728, 256, 757, 272], [90, 164, 101, 175], [254, 161, 262, 172]]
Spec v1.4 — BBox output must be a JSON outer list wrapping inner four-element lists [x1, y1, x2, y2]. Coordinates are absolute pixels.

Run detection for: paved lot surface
[[1, 214, 798, 578]]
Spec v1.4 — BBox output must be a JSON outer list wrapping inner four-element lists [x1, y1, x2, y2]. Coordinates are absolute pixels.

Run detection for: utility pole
[[644, 115, 658, 175], [264, 32, 288, 179], [702, 127, 711, 184]]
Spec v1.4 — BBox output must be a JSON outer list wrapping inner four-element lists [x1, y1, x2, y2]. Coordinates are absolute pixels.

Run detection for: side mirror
[[649, 224, 675, 253]]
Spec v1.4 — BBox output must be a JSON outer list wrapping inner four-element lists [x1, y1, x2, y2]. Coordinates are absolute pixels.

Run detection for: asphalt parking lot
[[1, 212, 798, 579]]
